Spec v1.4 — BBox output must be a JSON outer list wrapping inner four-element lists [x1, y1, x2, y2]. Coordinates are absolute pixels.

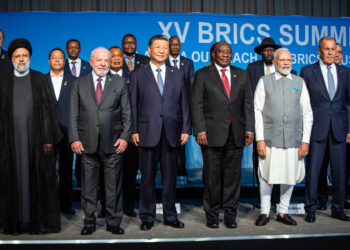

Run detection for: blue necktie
[[327, 65, 335, 100], [156, 68, 164, 95]]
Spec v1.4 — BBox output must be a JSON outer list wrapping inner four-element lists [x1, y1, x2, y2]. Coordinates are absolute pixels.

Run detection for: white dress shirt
[[319, 59, 338, 92], [50, 71, 64, 101], [150, 62, 166, 86], [169, 55, 180, 68], [68, 57, 82, 77], [263, 63, 275, 75], [92, 71, 106, 91], [214, 63, 231, 88], [110, 68, 123, 77]]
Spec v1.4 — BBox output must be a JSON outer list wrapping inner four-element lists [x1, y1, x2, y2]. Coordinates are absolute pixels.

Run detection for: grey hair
[[90, 47, 112, 59], [273, 48, 290, 61]]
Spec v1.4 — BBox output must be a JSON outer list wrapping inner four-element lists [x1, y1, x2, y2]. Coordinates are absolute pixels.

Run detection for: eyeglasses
[[12, 54, 29, 59]]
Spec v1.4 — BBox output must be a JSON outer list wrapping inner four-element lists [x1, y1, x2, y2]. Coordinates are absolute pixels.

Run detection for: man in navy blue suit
[[129, 35, 191, 231], [64, 39, 92, 78], [45, 48, 76, 215], [165, 36, 195, 177], [301, 36, 350, 223]]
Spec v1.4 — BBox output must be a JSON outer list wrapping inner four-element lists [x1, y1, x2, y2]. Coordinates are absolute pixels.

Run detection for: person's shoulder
[[247, 60, 262, 68], [136, 53, 150, 61], [180, 56, 193, 64], [301, 62, 318, 72], [230, 64, 246, 74]]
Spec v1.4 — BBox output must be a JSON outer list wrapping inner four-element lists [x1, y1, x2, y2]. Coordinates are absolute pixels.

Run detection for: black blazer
[[64, 58, 92, 77], [45, 72, 76, 139], [0, 49, 12, 75], [246, 60, 297, 94], [166, 56, 194, 96], [122, 53, 150, 73], [191, 64, 254, 147]]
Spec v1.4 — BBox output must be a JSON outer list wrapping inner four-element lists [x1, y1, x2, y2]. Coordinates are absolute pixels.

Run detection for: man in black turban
[[0, 38, 62, 235]]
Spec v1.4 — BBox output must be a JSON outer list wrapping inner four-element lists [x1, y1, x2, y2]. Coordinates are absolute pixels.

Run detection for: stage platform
[[1, 197, 350, 250]]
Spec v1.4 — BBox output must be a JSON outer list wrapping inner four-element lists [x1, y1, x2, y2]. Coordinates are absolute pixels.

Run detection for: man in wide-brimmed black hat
[[246, 37, 296, 209]]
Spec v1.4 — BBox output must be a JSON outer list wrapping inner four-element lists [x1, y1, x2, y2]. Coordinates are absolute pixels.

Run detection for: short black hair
[[148, 34, 169, 47], [122, 34, 136, 43], [318, 36, 335, 49], [109, 46, 122, 50], [48, 47, 65, 59], [66, 39, 81, 48]]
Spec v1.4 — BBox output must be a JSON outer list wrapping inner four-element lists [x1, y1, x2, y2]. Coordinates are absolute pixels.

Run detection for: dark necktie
[[96, 77, 103, 104], [156, 68, 164, 95], [71, 61, 77, 76], [327, 65, 336, 100], [173, 59, 178, 69], [220, 69, 230, 99], [127, 56, 133, 71]]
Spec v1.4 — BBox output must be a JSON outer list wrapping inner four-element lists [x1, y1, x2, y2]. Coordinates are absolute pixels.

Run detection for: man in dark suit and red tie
[[69, 47, 132, 235], [301, 36, 350, 223], [191, 42, 254, 229], [129, 34, 191, 231], [45, 48, 76, 215]]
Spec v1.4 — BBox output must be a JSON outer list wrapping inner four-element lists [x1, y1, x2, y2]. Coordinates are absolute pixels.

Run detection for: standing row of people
[[0, 30, 349, 235]]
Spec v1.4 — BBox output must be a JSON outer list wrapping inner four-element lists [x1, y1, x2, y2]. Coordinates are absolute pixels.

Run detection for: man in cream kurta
[[254, 48, 313, 226]]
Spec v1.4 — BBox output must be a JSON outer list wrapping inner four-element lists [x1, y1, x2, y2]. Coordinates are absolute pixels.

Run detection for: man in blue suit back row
[[129, 34, 191, 231], [301, 36, 350, 223]]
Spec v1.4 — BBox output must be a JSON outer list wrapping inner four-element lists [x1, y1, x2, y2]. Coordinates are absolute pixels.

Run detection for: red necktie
[[96, 77, 102, 104], [220, 68, 231, 123], [220, 68, 230, 99]]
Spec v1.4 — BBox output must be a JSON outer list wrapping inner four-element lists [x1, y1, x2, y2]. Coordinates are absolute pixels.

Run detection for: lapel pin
[[170, 69, 174, 72], [181, 62, 184, 66], [108, 78, 112, 82], [233, 74, 236, 78], [1, 54, 4, 59], [126, 80, 130, 83], [64, 81, 67, 86]]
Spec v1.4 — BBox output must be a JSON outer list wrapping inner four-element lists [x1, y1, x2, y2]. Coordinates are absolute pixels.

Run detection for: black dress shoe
[[224, 220, 237, 229], [331, 211, 350, 221], [29, 224, 49, 235], [305, 211, 316, 223], [344, 201, 350, 209], [124, 209, 136, 217], [140, 222, 153, 231], [276, 214, 297, 225], [81, 225, 96, 235], [164, 219, 184, 228], [255, 214, 269, 226], [62, 207, 75, 215], [106, 225, 125, 234], [2, 228, 20, 235], [206, 221, 219, 229]]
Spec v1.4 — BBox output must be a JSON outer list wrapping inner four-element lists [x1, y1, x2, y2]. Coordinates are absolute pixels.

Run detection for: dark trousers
[[75, 154, 82, 187], [81, 144, 123, 228], [305, 130, 346, 212], [122, 144, 139, 212], [318, 148, 330, 206], [252, 141, 280, 206], [176, 145, 187, 176], [202, 129, 243, 223], [139, 129, 178, 223], [56, 140, 74, 211]]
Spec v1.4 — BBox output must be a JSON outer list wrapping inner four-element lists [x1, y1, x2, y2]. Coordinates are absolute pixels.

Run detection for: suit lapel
[[163, 64, 175, 97], [100, 74, 114, 105], [313, 62, 331, 100], [46, 74, 58, 103], [209, 64, 229, 100], [57, 74, 69, 102], [229, 66, 238, 102], [88, 74, 98, 106], [334, 64, 343, 100], [145, 63, 162, 97]]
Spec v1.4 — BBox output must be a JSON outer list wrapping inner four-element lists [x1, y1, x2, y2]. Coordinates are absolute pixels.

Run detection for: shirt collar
[[50, 70, 64, 78], [214, 63, 230, 72], [169, 55, 180, 61], [92, 70, 106, 83], [14, 68, 30, 77], [275, 71, 292, 80], [319, 59, 335, 69], [150, 61, 166, 72], [68, 57, 81, 64]]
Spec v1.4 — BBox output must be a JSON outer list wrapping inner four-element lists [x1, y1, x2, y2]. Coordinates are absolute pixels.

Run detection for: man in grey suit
[[69, 47, 132, 235]]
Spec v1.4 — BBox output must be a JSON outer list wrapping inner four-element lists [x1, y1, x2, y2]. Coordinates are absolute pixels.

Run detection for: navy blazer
[[45, 72, 76, 139], [300, 62, 350, 142], [129, 63, 191, 148], [246, 60, 297, 94], [122, 53, 150, 74], [0, 49, 12, 75], [64, 58, 92, 77], [166, 56, 194, 96]]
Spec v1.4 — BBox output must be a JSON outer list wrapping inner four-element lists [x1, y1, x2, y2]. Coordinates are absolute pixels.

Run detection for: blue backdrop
[[1, 12, 349, 183]]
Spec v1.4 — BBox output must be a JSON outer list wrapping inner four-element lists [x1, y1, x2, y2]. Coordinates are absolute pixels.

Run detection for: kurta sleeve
[[254, 78, 265, 141], [300, 80, 313, 143]]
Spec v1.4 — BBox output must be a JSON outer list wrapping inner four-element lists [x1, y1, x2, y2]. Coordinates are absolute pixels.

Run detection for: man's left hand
[[44, 144, 53, 154], [114, 139, 128, 154], [181, 133, 190, 145], [347, 133, 350, 143], [245, 132, 254, 147], [298, 142, 309, 159]]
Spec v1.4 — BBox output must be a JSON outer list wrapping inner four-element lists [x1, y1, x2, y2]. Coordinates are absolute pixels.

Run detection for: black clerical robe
[[0, 69, 62, 233]]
